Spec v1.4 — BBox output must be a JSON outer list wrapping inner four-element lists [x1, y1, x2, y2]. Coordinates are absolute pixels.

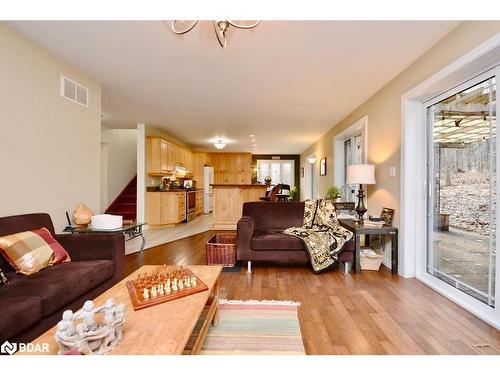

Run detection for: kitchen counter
[[212, 184, 267, 230], [210, 184, 264, 188], [146, 187, 203, 192]]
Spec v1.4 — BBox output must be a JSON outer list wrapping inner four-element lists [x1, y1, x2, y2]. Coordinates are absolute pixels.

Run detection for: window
[[257, 160, 295, 187], [343, 135, 363, 201]]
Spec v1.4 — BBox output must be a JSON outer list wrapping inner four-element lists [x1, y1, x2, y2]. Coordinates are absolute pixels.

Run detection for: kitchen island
[[211, 184, 267, 230]]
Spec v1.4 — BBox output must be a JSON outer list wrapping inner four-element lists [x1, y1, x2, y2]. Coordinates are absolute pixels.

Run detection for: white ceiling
[[7, 21, 459, 153]]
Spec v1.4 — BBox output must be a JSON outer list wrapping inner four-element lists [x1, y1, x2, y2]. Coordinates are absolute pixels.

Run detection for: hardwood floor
[[124, 230, 500, 355]]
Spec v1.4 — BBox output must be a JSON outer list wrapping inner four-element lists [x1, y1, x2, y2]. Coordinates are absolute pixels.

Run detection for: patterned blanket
[[283, 199, 353, 273]]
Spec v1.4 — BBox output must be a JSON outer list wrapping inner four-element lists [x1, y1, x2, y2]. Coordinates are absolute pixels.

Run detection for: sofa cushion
[[3, 260, 114, 317], [0, 213, 56, 273], [0, 295, 43, 341], [251, 230, 305, 251], [243, 202, 305, 231], [0, 227, 70, 275]]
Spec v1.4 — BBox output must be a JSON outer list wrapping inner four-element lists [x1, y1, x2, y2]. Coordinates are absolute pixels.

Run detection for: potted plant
[[289, 186, 299, 201], [326, 185, 342, 202]]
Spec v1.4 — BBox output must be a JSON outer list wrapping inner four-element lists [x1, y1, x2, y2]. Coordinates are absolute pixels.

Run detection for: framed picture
[[380, 207, 395, 225], [320, 157, 327, 176], [300, 167, 305, 178]]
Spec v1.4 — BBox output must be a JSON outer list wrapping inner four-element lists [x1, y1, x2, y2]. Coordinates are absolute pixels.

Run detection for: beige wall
[[300, 21, 500, 231], [101, 127, 137, 210], [0, 23, 102, 232]]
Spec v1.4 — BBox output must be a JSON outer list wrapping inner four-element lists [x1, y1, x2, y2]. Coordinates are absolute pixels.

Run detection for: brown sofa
[[236, 202, 354, 271], [0, 213, 125, 344]]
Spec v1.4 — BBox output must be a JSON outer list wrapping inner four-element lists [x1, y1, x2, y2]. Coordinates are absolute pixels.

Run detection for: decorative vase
[[73, 204, 94, 227]]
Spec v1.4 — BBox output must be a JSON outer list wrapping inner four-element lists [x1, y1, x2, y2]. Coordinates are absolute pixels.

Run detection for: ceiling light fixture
[[308, 157, 316, 164], [214, 140, 226, 150], [171, 20, 260, 48]]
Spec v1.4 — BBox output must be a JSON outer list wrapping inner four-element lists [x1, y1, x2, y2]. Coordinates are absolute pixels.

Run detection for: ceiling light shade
[[214, 140, 226, 150], [307, 157, 316, 164], [346, 164, 376, 185], [171, 20, 259, 48]]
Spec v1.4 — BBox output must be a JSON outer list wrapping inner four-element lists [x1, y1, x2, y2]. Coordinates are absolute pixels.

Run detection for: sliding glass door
[[426, 74, 496, 307]]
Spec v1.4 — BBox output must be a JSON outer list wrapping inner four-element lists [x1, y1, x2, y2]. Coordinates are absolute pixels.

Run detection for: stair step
[[113, 196, 136, 204], [105, 175, 138, 219]]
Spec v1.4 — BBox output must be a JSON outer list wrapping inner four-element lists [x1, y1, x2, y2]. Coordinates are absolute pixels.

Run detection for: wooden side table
[[338, 219, 398, 275]]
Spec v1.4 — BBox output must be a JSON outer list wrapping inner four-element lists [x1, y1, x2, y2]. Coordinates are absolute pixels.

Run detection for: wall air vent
[[60, 75, 88, 107]]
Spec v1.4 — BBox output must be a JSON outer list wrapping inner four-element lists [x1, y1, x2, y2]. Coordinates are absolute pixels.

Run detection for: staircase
[[105, 176, 137, 221]]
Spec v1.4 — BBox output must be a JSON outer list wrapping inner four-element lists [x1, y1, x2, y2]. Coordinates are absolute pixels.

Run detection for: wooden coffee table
[[26, 265, 222, 355]]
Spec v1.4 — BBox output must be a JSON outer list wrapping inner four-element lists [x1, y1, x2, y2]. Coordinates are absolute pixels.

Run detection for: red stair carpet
[[105, 176, 137, 221]]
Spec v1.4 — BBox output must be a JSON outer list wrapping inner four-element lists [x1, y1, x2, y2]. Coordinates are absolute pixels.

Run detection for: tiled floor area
[[125, 213, 213, 255]]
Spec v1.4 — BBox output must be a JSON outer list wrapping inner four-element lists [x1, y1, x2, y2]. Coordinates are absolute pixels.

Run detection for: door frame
[[401, 34, 500, 328]]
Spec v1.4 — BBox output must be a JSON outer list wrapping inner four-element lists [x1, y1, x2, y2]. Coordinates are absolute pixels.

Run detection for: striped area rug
[[200, 300, 305, 355]]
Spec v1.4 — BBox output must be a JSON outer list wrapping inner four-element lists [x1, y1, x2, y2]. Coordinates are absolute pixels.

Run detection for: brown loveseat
[[236, 202, 354, 271], [0, 213, 125, 344]]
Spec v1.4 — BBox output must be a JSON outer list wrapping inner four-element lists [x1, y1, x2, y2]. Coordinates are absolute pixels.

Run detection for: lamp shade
[[346, 164, 376, 185]]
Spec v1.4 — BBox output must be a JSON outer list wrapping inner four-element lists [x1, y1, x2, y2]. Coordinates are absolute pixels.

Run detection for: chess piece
[[178, 279, 184, 290], [185, 277, 191, 287], [151, 285, 157, 297], [158, 284, 164, 295], [143, 288, 150, 299], [166, 278, 171, 287], [191, 276, 197, 286], [172, 279, 178, 292], [165, 284, 171, 294]]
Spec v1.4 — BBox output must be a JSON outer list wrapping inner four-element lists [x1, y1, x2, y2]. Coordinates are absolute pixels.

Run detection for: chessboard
[[126, 265, 209, 310]]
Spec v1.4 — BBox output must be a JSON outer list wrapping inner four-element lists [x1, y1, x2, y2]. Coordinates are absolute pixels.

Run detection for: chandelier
[[214, 140, 226, 150], [171, 20, 260, 48]]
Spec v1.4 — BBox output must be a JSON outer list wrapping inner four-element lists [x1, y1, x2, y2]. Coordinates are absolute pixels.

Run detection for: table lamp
[[346, 164, 376, 223]]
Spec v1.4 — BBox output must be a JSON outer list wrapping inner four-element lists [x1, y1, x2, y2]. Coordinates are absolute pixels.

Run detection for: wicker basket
[[206, 233, 237, 267], [359, 249, 384, 271]]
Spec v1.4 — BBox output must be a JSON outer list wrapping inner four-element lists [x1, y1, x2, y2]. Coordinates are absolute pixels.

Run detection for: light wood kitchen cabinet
[[219, 154, 235, 171], [166, 142, 175, 172], [207, 152, 252, 185], [212, 185, 267, 229], [194, 152, 208, 188], [147, 137, 195, 176], [235, 171, 252, 184], [222, 171, 235, 184], [234, 153, 251, 171], [214, 170, 223, 184], [147, 138, 172, 175], [146, 191, 186, 226], [195, 190, 203, 215], [186, 150, 194, 172]]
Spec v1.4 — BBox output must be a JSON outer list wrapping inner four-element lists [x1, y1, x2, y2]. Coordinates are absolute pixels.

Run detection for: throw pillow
[[0, 267, 8, 285], [0, 228, 71, 275]]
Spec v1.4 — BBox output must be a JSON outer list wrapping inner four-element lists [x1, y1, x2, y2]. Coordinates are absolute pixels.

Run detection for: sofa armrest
[[236, 216, 255, 261], [55, 233, 125, 281]]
